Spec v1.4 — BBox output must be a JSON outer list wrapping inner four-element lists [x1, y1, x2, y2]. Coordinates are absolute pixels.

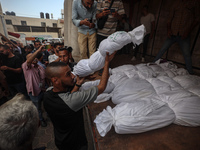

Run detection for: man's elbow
[[97, 85, 106, 95], [16, 68, 22, 73], [72, 19, 79, 27]]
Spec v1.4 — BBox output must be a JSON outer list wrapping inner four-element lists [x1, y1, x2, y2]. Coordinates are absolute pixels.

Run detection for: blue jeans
[[154, 35, 193, 74], [29, 92, 44, 121]]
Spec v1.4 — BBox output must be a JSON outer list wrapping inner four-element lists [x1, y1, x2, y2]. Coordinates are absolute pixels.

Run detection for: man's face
[[59, 50, 69, 64], [55, 45, 61, 53], [83, 0, 94, 9], [34, 42, 41, 49], [32, 58, 38, 64], [142, 8, 147, 16], [6, 44, 13, 51], [0, 47, 9, 56], [57, 66, 75, 88]]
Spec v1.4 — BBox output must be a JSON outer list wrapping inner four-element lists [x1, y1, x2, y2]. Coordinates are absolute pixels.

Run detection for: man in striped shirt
[[96, 0, 125, 48]]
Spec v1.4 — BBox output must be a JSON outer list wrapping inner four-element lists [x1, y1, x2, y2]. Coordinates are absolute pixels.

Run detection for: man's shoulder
[[44, 89, 55, 101], [45, 88, 54, 95], [10, 55, 20, 60], [8, 55, 23, 65], [73, 0, 81, 5], [148, 13, 155, 17]]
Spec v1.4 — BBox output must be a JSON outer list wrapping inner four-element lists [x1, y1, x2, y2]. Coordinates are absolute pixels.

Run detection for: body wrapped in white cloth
[[73, 25, 146, 77]]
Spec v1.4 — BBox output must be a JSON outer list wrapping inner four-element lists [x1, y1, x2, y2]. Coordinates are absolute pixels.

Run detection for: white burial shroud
[[73, 25, 146, 77]]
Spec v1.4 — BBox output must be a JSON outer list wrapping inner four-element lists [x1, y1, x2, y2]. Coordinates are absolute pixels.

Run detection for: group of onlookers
[[0, 32, 75, 128]]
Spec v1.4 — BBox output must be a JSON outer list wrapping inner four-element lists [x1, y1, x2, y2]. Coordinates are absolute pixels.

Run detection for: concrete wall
[[64, 0, 80, 62], [125, 0, 200, 74]]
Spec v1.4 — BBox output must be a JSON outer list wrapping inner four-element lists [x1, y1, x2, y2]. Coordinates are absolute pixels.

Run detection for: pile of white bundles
[[74, 25, 200, 136], [73, 25, 146, 77], [92, 62, 200, 137]]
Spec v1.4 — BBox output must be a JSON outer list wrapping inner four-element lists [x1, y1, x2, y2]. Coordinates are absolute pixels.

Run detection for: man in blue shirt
[[72, 0, 97, 59]]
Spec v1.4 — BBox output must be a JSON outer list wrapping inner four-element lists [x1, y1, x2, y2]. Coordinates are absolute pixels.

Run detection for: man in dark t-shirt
[[0, 45, 26, 98], [43, 52, 115, 150]]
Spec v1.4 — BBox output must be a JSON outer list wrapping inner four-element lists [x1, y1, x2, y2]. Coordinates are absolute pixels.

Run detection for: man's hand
[[0, 66, 8, 71], [80, 18, 90, 26], [89, 23, 95, 29], [38, 45, 45, 51], [102, 8, 110, 17], [112, 11, 119, 18], [105, 51, 116, 62], [76, 76, 85, 85], [96, 8, 110, 19]]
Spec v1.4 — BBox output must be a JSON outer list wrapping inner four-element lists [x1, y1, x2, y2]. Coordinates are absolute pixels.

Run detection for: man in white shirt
[[48, 43, 61, 63]]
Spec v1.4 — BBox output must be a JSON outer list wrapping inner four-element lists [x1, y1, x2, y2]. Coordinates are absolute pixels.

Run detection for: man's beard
[[85, 6, 90, 10], [61, 81, 75, 92]]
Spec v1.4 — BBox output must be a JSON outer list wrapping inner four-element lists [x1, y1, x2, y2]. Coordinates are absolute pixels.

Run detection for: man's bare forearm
[[97, 61, 109, 95], [27, 46, 42, 66]]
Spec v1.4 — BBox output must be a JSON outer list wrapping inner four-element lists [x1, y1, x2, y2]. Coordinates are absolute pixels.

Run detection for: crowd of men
[[0, 30, 114, 150], [0, 0, 199, 150]]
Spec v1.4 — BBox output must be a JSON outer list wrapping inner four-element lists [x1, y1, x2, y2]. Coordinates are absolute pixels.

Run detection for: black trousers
[[134, 33, 150, 58]]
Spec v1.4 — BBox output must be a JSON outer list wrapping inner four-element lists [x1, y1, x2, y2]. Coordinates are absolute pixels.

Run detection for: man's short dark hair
[[0, 45, 10, 50], [29, 44, 34, 50], [59, 46, 73, 53], [46, 62, 68, 79], [48, 61, 67, 67], [54, 43, 61, 48], [36, 52, 43, 59], [42, 40, 47, 43], [34, 40, 41, 45]]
